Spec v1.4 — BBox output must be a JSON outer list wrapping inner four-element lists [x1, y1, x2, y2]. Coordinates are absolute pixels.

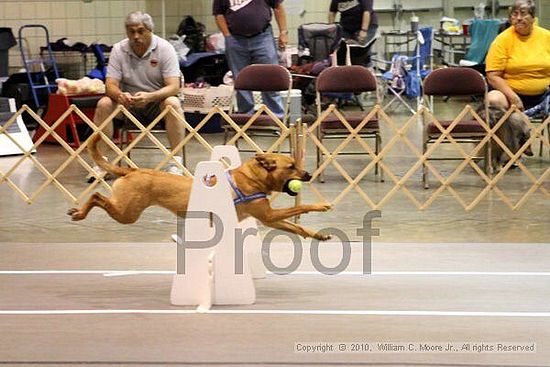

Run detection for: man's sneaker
[[166, 163, 184, 175], [86, 165, 114, 183]]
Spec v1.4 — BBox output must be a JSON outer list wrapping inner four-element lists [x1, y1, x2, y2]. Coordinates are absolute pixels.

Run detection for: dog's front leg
[[245, 200, 332, 223], [263, 219, 332, 241]]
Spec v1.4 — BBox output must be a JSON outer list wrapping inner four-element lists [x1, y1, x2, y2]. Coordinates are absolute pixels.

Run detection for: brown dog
[[67, 135, 332, 240], [480, 106, 533, 169]]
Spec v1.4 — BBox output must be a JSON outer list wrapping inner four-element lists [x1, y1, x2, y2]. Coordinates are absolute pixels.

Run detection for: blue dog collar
[[225, 171, 267, 205]]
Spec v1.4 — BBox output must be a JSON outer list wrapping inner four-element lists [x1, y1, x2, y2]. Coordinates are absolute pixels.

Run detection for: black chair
[[298, 23, 343, 64]]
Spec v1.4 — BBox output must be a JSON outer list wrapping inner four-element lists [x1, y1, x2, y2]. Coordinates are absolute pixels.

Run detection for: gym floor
[[1, 100, 549, 366]]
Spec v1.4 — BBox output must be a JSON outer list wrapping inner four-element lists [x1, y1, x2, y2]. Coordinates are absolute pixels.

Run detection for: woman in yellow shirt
[[486, 0, 550, 110]]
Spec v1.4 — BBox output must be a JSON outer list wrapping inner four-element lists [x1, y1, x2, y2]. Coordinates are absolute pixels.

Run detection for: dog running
[[68, 135, 332, 241]]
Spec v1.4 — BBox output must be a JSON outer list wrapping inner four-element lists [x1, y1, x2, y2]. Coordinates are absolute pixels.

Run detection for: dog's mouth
[[282, 172, 311, 196]]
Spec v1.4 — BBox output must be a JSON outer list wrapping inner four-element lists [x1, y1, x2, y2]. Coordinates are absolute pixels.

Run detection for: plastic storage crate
[[182, 85, 233, 113]]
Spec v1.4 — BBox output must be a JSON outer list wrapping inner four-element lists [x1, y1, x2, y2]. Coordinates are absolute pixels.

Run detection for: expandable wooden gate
[[0, 102, 548, 210]]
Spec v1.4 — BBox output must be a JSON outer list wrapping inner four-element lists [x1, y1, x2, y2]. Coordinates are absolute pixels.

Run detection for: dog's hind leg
[[68, 192, 111, 221], [67, 192, 144, 224]]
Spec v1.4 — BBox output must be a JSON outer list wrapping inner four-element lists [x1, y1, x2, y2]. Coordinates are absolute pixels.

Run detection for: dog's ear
[[255, 154, 277, 172]]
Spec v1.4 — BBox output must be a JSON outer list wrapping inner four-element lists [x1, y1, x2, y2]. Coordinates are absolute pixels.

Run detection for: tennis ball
[[288, 179, 302, 193]]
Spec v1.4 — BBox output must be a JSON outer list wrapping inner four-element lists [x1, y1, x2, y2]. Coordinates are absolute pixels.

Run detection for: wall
[[1, 0, 547, 76], [144, 0, 448, 45], [541, 0, 549, 29], [145, 0, 446, 60], [1, 0, 145, 75]]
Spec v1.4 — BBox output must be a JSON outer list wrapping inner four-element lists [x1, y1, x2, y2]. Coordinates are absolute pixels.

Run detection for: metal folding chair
[[315, 65, 382, 182], [421, 67, 490, 189], [222, 64, 292, 152]]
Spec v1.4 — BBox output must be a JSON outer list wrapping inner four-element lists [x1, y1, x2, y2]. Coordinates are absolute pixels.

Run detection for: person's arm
[[215, 14, 231, 37], [132, 77, 180, 108], [486, 70, 524, 110], [357, 11, 371, 42], [358, 0, 373, 42], [273, 2, 288, 50], [105, 77, 133, 107], [104, 44, 134, 107], [328, 0, 338, 23]]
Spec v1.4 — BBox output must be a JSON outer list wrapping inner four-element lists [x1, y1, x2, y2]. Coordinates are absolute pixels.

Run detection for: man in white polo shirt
[[90, 11, 184, 181]]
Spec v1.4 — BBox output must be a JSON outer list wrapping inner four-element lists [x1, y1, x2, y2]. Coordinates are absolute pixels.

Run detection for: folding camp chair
[[297, 23, 343, 64], [291, 23, 344, 110], [376, 27, 433, 114], [293, 23, 379, 113], [86, 43, 108, 81]]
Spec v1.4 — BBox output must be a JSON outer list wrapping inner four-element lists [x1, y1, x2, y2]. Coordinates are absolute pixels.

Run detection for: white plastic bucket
[[280, 89, 302, 124]]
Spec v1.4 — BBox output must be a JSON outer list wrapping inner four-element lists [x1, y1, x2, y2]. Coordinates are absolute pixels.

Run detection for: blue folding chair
[[86, 43, 107, 81], [377, 27, 433, 114]]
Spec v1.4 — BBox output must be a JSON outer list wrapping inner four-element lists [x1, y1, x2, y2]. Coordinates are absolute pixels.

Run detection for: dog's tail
[[88, 134, 136, 177]]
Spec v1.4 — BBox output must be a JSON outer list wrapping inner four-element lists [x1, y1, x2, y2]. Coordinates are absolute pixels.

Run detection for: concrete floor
[[0, 100, 549, 366]]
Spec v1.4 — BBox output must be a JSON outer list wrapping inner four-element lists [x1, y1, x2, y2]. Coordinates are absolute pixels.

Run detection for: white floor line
[[285, 271, 550, 276], [1, 270, 550, 276], [2, 242, 548, 246], [103, 271, 172, 277], [1, 309, 550, 317], [0, 270, 173, 276]]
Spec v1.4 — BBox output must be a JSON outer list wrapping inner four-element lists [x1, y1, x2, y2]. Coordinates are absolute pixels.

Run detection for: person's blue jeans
[[224, 26, 284, 116]]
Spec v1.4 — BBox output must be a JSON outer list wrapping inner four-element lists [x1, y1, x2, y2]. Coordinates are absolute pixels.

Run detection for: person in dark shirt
[[212, 0, 288, 116], [329, 0, 378, 44]]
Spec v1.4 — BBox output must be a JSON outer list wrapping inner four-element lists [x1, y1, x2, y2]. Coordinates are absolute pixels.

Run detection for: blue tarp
[[464, 19, 501, 64]]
